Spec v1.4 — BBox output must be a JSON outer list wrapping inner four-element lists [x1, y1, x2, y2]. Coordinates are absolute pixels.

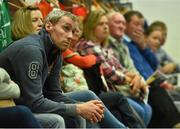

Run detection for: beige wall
[[130, 0, 180, 64]]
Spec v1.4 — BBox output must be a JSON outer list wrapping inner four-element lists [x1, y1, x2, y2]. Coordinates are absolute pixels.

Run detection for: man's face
[[46, 16, 75, 51], [125, 15, 144, 44], [108, 13, 126, 40]]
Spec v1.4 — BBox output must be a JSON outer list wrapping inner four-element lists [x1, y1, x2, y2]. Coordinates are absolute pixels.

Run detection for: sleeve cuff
[[65, 104, 77, 116]]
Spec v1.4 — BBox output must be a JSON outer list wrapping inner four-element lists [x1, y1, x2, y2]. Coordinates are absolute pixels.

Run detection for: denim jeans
[[34, 113, 65, 128], [98, 92, 146, 128], [65, 90, 126, 128], [63, 115, 86, 128], [127, 98, 152, 126], [0, 105, 42, 128]]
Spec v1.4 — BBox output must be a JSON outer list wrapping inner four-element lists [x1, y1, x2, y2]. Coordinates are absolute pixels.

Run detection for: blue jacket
[[0, 29, 77, 116], [123, 38, 155, 80]]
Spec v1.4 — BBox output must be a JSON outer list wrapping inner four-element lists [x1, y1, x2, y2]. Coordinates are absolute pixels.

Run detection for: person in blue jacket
[[123, 10, 180, 128]]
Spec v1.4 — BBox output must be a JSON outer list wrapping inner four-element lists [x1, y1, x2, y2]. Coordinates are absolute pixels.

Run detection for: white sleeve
[[0, 68, 20, 99]]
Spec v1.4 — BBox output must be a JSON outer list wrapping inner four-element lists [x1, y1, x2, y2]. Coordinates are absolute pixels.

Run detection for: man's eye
[[63, 26, 71, 32]]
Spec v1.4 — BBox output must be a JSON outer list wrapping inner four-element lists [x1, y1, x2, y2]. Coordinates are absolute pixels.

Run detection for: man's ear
[[45, 22, 53, 32]]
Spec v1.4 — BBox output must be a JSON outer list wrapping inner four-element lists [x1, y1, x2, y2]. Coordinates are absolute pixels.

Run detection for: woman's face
[[146, 30, 162, 52], [31, 10, 43, 33], [94, 15, 109, 44], [160, 29, 167, 46], [71, 23, 82, 49]]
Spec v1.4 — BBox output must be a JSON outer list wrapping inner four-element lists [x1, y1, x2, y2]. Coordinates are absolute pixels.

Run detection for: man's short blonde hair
[[45, 9, 77, 25]]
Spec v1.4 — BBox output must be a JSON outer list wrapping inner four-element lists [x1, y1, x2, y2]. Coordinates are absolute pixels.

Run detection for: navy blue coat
[[0, 29, 77, 116]]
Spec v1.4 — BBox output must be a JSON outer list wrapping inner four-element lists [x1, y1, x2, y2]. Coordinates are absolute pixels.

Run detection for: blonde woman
[[11, 6, 43, 40]]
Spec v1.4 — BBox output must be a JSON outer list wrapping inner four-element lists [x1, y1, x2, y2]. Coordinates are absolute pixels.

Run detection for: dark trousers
[[148, 85, 180, 128], [99, 92, 145, 128], [0, 105, 42, 128]]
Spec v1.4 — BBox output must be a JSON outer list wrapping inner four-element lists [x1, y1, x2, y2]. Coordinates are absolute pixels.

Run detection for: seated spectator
[[0, 67, 41, 128], [143, 21, 180, 110], [147, 21, 180, 74], [11, 6, 43, 40], [123, 10, 180, 128], [107, 11, 152, 126], [11, 5, 66, 128]]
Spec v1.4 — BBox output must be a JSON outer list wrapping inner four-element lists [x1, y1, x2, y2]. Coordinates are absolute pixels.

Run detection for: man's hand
[[125, 72, 136, 79], [130, 75, 148, 96], [131, 30, 146, 49], [76, 100, 104, 123], [124, 72, 135, 84]]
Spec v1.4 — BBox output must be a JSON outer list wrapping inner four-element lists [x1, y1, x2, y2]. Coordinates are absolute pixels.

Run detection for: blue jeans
[[65, 90, 126, 128], [34, 113, 65, 128], [0, 105, 41, 128], [63, 115, 86, 128], [98, 92, 146, 128], [127, 98, 152, 126]]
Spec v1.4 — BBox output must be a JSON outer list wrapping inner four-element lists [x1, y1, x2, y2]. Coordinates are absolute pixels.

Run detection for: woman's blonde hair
[[11, 6, 41, 40], [83, 10, 108, 47]]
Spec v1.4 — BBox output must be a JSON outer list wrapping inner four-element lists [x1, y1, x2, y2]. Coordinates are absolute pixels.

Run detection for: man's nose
[[67, 32, 73, 41]]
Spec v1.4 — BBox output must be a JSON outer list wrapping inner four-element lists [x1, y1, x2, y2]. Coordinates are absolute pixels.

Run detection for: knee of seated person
[[127, 99, 145, 120], [145, 104, 152, 122], [77, 116, 86, 128], [65, 116, 86, 128], [51, 114, 65, 128], [146, 104, 152, 115], [114, 92, 128, 101], [84, 90, 99, 100], [15, 105, 32, 116], [142, 103, 152, 116]]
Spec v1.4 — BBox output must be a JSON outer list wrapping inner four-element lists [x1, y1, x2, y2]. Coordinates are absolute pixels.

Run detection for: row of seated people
[[1, 0, 180, 128], [62, 9, 180, 128], [61, 8, 179, 127], [0, 2, 144, 128]]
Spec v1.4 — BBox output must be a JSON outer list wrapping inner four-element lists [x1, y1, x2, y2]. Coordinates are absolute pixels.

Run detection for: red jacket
[[62, 49, 96, 68]]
